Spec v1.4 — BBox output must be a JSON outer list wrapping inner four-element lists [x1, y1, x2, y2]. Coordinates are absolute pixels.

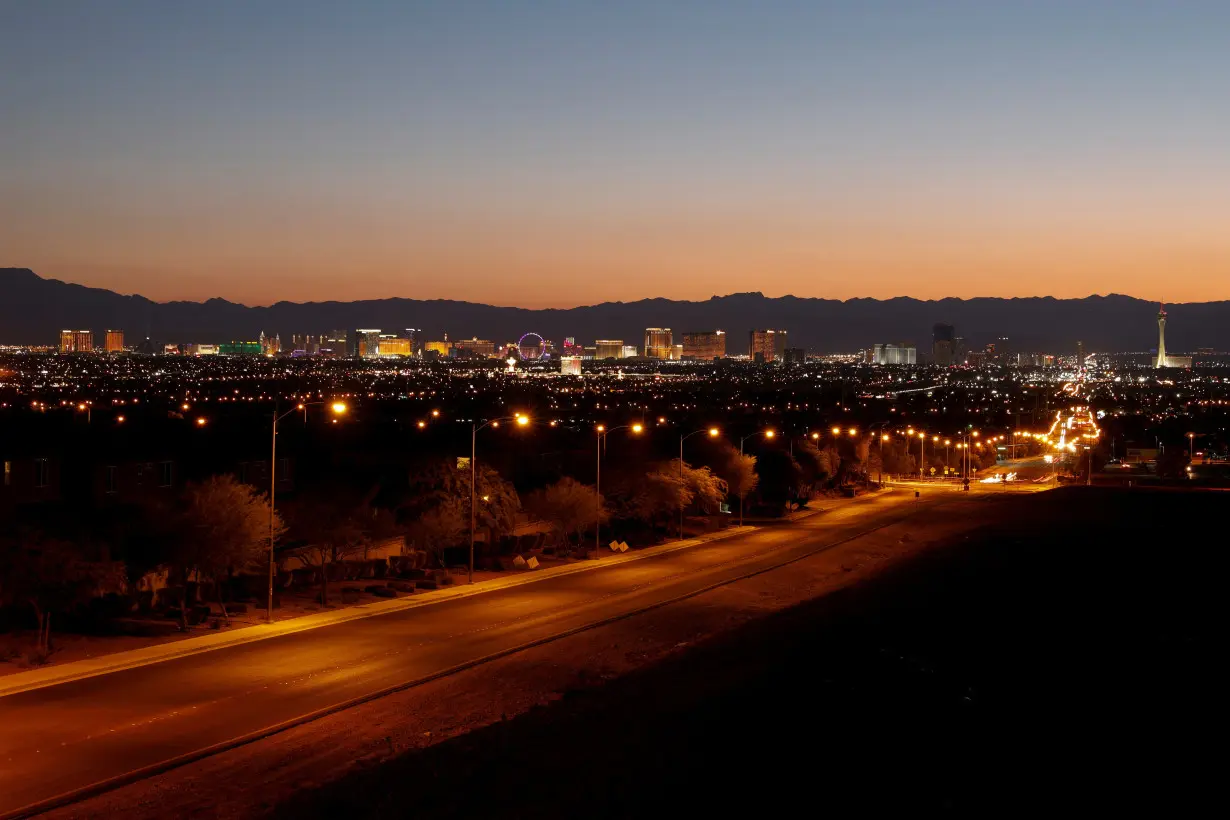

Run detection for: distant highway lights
[[680, 428, 721, 539], [266, 399, 348, 623], [470, 413, 531, 584], [595, 423, 644, 557]]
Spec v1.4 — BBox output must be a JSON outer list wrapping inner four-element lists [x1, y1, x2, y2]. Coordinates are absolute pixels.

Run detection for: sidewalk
[[0, 525, 757, 699]]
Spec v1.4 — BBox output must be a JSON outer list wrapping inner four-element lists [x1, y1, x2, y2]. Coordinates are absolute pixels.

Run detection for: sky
[[3, 0, 1230, 308]]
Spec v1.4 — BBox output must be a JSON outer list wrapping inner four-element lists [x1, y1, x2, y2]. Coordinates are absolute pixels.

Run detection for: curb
[[0, 525, 757, 699], [0, 504, 920, 820]]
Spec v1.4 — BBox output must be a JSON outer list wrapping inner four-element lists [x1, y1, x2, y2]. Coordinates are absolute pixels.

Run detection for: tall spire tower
[[1155, 303, 1167, 368]]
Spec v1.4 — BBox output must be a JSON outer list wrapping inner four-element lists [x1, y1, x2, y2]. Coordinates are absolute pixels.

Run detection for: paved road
[[0, 491, 932, 816]]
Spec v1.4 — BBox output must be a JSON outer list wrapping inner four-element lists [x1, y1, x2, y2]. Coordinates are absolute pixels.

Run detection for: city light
[[831, 426, 841, 435], [596, 424, 606, 432], [764, 430, 776, 438], [331, 402, 348, 414], [708, 427, 719, 437], [196, 417, 207, 426], [811, 432, 819, 440], [632, 423, 644, 433], [848, 428, 858, 436], [517, 415, 530, 426], [417, 420, 426, 429]]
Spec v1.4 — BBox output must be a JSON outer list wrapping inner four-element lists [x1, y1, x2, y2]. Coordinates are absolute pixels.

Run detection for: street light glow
[[331, 402, 348, 414], [517, 415, 530, 426], [196, 417, 207, 426], [848, 428, 857, 436], [417, 420, 426, 429], [831, 426, 841, 435], [596, 424, 606, 433], [764, 430, 775, 438], [632, 423, 644, 433], [811, 432, 820, 440], [708, 427, 719, 437]]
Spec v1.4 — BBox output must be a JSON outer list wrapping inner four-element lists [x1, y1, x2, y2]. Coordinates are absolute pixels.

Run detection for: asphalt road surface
[[0, 490, 944, 816]]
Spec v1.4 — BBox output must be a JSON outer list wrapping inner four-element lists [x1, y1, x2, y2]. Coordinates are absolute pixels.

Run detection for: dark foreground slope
[[276, 488, 1219, 816]]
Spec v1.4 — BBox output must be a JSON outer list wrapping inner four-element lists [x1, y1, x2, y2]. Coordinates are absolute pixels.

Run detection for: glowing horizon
[[4, 2, 1230, 308]]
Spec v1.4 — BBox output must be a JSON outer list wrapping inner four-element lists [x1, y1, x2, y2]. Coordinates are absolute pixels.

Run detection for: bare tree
[[0, 530, 123, 655], [172, 475, 285, 627], [524, 477, 607, 550]]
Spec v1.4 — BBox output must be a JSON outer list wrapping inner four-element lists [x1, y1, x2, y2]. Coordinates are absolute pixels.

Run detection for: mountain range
[[1, 268, 1224, 354]]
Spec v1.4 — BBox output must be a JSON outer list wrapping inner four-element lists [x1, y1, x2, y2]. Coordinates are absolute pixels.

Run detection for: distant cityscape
[[27, 302, 1205, 372]]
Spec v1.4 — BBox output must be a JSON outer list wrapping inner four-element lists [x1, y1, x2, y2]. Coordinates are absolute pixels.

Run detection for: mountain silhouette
[[1, 268, 1224, 354]]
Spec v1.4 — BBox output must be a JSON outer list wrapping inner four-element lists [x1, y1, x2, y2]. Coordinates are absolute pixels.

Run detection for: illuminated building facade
[[594, 340, 624, 360], [454, 338, 496, 358], [749, 329, 785, 363], [424, 340, 451, 357], [682, 330, 726, 360], [220, 341, 262, 356], [872, 342, 917, 365], [353, 329, 382, 359], [645, 328, 673, 359], [622, 345, 639, 359], [60, 330, 94, 353], [560, 355, 582, 375], [105, 330, 125, 353], [378, 335, 412, 356]]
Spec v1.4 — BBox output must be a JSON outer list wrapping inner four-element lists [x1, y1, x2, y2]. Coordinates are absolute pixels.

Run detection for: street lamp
[[469, 413, 530, 584], [267, 399, 347, 622], [1188, 432, 1196, 461], [737, 428, 775, 526], [595, 423, 643, 557], [680, 428, 719, 539]]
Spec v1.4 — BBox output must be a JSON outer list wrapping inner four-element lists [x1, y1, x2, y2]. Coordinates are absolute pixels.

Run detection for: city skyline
[[5, 2, 1230, 307]]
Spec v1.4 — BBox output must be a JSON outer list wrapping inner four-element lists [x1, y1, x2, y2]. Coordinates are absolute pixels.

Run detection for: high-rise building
[[560, 355, 582, 376], [749, 330, 784, 363], [405, 328, 423, 356], [105, 330, 125, 353], [872, 343, 917, 365], [73, 330, 93, 353], [1152, 303, 1192, 368], [621, 345, 639, 359], [682, 330, 726, 361], [1076, 340, 1086, 370], [425, 339, 451, 357], [59, 330, 75, 353], [932, 323, 956, 366], [259, 331, 281, 356], [220, 341, 262, 356], [353, 329, 382, 359], [783, 347, 806, 365], [378, 335, 412, 356], [644, 328, 673, 359], [594, 340, 624, 360], [321, 331, 348, 357], [454, 338, 496, 358]]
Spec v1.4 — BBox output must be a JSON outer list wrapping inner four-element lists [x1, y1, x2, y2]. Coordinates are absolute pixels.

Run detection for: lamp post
[[268, 400, 347, 622], [596, 423, 643, 556], [1188, 432, 1195, 462], [738, 428, 775, 526], [680, 428, 720, 539], [470, 414, 530, 584]]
